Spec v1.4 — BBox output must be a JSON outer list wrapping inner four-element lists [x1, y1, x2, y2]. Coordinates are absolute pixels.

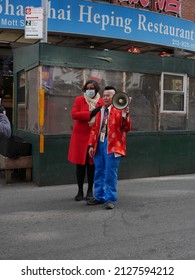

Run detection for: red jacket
[[88, 106, 132, 156], [68, 95, 103, 165]]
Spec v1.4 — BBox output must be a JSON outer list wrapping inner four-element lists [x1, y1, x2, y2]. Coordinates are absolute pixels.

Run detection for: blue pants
[[94, 137, 121, 204]]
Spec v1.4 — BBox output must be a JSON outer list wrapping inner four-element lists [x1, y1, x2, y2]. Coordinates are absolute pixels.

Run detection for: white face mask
[[85, 89, 95, 98]]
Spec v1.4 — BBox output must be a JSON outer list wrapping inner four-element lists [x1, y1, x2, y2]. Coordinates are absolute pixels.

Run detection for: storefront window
[[17, 66, 194, 134], [41, 66, 83, 134], [160, 73, 187, 113], [17, 70, 27, 130], [17, 66, 84, 134], [84, 69, 124, 93], [159, 73, 187, 130], [125, 73, 160, 131], [17, 67, 39, 132]]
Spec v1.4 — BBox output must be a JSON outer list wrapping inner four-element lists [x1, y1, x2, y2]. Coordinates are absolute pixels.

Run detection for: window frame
[[160, 72, 187, 114]]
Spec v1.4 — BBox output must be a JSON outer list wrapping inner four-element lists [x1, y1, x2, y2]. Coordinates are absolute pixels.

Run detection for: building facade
[[0, 0, 195, 185]]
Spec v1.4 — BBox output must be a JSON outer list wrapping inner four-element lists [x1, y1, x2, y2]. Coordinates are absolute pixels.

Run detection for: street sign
[[25, 7, 44, 39]]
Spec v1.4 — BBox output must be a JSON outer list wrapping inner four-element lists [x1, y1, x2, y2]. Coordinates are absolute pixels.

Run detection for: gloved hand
[[90, 106, 102, 118]]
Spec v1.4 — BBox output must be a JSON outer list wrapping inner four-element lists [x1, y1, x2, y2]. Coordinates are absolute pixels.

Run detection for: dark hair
[[104, 86, 116, 93], [82, 80, 100, 94]]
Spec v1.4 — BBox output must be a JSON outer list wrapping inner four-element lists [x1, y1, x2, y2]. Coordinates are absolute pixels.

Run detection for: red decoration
[[156, 0, 180, 14], [127, 46, 141, 53], [159, 52, 172, 57]]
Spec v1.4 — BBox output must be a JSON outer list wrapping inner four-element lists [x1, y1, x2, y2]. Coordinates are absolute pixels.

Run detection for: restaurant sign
[[0, 0, 194, 52]]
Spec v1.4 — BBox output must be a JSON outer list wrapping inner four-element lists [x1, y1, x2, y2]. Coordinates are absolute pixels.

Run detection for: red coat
[[88, 106, 132, 156], [68, 95, 104, 165]]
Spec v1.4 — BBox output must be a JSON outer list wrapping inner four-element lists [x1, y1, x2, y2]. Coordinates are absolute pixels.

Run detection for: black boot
[[75, 164, 85, 201], [75, 187, 84, 201], [86, 186, 93, 201], [86, 163, 94, 200]]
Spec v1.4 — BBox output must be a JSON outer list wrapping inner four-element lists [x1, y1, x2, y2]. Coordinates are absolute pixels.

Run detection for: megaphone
[[112, 92, 130, 110]]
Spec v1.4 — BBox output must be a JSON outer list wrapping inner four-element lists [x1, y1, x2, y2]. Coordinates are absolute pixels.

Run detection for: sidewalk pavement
[[0, 171, 195, 260]]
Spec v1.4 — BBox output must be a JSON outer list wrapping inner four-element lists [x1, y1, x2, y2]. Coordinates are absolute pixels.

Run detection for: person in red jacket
[[87, 86, 132, 209], [68, 80, 104, 201]]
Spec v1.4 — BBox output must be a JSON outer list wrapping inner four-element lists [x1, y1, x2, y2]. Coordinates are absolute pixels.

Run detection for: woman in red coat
[[68, 80, 104, 201]]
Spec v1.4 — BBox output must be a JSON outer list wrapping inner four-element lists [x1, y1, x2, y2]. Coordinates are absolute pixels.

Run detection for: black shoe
[[87, 198, 104, 205], [75, 191, 84, 201], [86, 190, 93, 201]]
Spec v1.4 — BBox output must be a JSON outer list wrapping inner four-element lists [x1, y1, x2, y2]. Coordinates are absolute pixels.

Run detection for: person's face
[[86, 83, 95, 91], [103, 90, 115, 107], [85, 83, 96, 98]]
